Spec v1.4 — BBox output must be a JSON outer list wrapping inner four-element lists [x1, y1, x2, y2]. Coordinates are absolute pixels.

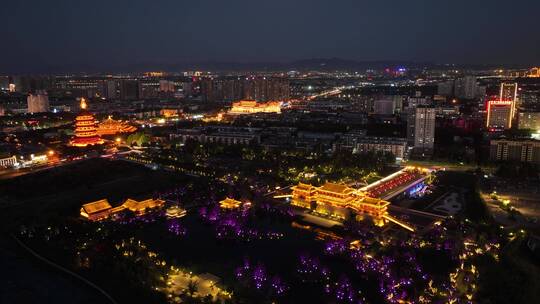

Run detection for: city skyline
[[2, 0, 540, 73], [2, 2, 540, 304]]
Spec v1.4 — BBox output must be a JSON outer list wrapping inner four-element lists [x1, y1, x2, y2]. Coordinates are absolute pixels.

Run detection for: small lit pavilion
[[219, 197, 243, 209]]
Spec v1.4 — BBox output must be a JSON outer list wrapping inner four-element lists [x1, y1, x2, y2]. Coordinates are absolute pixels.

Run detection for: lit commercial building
[[500, 82, 518, 102], [407, 106, 436, 152], [486, 100, 514, 130], [490, 139, 540, 163], [27, 92, 50, 113], [160, 109, 180, 118], [229, 100, 282, 115], [71, 99, 104, 147]]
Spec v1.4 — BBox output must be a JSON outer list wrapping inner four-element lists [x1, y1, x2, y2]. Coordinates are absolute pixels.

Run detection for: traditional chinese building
[[229, 100, 282, 115], [290, 182, 393, 227], [80, 199, 113, 221], [80, 197, 165, 221], [219, 197, 243, 209], [166, 206, 187, 218], [122, 198, 165, 215], [71, 98, 104, 147], [291, 183, 317, 208], [97, 116, 137, 136]]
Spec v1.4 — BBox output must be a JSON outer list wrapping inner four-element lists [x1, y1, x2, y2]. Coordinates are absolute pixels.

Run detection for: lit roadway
[[0, 163, 62, 180], [306, 86, 345, 100], [0, 157, 102, 180]]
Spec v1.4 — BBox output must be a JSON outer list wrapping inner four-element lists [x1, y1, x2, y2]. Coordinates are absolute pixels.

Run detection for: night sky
[[2, 0, 540, 72]]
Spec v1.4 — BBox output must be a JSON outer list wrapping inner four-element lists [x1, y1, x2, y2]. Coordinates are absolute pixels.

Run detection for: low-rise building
[[171, 127, 261, 146], [490, 139, 540, 163], [353, 137, 408, 160]]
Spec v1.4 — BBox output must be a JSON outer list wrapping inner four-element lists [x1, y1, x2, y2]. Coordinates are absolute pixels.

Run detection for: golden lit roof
[[97, 116, 137, 135], [293, 183, 316, 191], [319, 182, 353, 194], [122, 198, 165, 212], [81, 199, 112, 214], [359, 197, 390, 208], [219, 197, 242, 209]]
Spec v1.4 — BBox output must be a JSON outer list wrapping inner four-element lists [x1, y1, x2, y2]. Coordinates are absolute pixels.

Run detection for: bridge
[[358, 167, 433, 201]]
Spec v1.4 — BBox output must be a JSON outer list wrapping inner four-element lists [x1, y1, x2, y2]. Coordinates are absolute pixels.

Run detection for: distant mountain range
[[109, 58, 435, 73]]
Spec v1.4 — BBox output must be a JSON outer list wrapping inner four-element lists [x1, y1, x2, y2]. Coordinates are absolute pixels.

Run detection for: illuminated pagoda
[[97, 115, 137, 136], [71, 98, 104, 147]]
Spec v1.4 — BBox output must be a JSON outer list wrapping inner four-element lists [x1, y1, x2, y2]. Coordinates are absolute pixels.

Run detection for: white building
[[0, 155, 18, 168], [354, 137, 407, 160], [27, 92, 50, 113], [408, 106, 436, 152]]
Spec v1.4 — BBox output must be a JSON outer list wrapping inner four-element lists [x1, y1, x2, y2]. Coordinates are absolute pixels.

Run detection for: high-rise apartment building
[[454, 76, 478, 99], [200, 77, 289, 102], [500, 82, 518, 102], [407, 106, 436, 152], [119, 80, 141, 100]]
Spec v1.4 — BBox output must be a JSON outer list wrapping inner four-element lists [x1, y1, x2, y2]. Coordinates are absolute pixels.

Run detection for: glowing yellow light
[[80, 98, 87, 109]]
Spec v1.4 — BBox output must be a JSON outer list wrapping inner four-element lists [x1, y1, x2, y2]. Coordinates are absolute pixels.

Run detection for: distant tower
[[71, 98, 104, 147], [500, 82, 518, 102]]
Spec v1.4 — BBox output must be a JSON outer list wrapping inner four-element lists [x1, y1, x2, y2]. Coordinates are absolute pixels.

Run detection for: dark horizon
[[2, 0, 540, 73], [1, 58, 537, 75]]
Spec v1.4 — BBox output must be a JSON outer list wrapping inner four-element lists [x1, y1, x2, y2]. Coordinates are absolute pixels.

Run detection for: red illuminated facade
[[71, 99, 104, 147], [486, 100, 514, 130]]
